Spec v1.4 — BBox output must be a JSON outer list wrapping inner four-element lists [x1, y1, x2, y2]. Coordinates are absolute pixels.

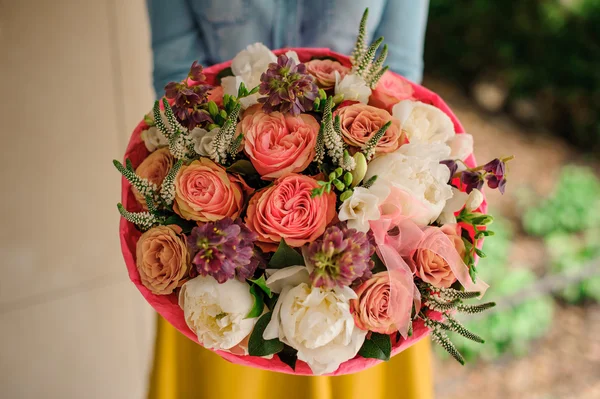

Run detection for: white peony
[[365, 143, 453, 226], [447, 133, 474, 161], [179, 275, 258, 353], [190, 127, 219, 156], [334, 72, 372, 104], [263, 267, 367, 375], [392, 100, 455, 145], [338, 187, 384, 232]]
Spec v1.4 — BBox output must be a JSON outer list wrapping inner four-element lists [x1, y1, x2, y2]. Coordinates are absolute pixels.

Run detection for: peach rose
[[335, 103, 404, 154], [305, 59, 350, 90], [411, 227, 464, 288], [440, 223, 467, 259], [350, 272, 413, 335], [241, 109, 319, 179], [368, 71, 415, 112], [133, 148, 174, 208], [174, 158, 252, 222], [207, 86, 224, 107], [245, 174, 336, 251], [136, 225, 190, 295]]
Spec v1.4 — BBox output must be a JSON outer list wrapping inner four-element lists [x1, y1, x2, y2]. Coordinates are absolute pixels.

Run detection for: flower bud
[[466, 189, 484, 211], [333, 179, 346, 191], [332, 93, 344, 105], [340, 190, 353, 202], [334, 167, 343, 178], [208, 101, 219, 117], [343, 172, 353, 187], [350, 152, 368, 187]]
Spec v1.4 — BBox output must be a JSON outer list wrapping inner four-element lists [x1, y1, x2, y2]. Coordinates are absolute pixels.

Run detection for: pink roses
[[368, 71, 415, 112], [174, 158, 252, 222], [245, 174, 336, 251], [241, 107, 319, 179], [305, 59, 350, 90], [133, 147, 173, 208], [350, 272, 414, 335], [335, 103, 405, 154]]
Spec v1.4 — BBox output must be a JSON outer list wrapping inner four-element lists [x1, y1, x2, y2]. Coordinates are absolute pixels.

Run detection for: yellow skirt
[[148, 316, 433, 399]]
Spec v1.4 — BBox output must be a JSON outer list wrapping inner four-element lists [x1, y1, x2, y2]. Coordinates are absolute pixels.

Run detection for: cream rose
[[136, 225, 189, 295], [335, 103, 404, 154], [179, 275, 258, 352], [305, 59, 350, 90], [365, 143, 453, 225], [392, 100, 455, 145], [241, 108, 319, 179], [133, 147, 174, 208], [263, 267, 367, 375]]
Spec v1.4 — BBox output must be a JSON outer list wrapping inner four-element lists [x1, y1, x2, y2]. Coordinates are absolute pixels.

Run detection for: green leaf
[[278, 345, 298, 371], [269, 240, 305, 269], [469, 264, 478, 283], [249, 275, 273, 298], [474, 248, 487, 258], [216, 67, 234, 84], [226, 159, 258, 176], [248, 312, 284, 357], [358, 332, 391, 361], [470, 214, 494, 226], [264, 293, 279, 311], [162, 215, 197, 234], [246, 284, 264, 319]]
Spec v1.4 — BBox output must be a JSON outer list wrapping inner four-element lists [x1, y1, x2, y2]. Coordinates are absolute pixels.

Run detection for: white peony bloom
[[190, 127, 219, 156], [338, 187, 383, 232], [392, 100, 455, 145], [365, 143, 453, 226], [223, 43, 277, 109], [334, 72, 372, 104], [179, 275, 258, 353], [263, 267, 367, 375], [447, 133, 474, 161]]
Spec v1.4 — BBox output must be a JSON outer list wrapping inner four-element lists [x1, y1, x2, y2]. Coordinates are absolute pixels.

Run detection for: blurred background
[[0, 0, 598, 398]]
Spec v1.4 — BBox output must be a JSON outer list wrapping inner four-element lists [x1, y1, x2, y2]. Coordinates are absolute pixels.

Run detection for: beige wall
[[0, 1, 155, 398]]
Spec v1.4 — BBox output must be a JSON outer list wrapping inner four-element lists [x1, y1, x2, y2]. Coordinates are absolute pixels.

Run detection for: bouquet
[[116, 9, 512, 375]]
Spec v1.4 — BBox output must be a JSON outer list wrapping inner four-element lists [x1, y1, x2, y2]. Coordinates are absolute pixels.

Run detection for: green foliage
[[248, 312, 284, 357], [358, 332, 392, 361], [246, 284, 265, 319], [426, 0, 600, 151], [268, 240, 305, 269]]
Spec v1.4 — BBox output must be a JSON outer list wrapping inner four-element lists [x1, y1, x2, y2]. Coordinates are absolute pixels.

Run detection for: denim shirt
[[147, 0, 429, 96]]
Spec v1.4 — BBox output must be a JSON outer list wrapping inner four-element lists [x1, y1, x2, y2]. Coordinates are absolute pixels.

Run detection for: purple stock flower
[[460, 171, 484, 193], [258, 54, 319, 116], [304, 224, 375, 288], [187, 218, 259, 283], [440, 160, 458, 184], [483, 158, 507, 194]]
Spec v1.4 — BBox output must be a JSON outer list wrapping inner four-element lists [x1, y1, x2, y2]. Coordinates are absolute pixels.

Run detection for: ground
[[424, 78, 600, 399]]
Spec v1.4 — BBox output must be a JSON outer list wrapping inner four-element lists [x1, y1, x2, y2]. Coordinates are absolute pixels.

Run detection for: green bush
[[426, 0, 600, 151]]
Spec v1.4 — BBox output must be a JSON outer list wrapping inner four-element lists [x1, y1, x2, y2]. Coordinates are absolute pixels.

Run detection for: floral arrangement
[[116, 9, 512, 375]]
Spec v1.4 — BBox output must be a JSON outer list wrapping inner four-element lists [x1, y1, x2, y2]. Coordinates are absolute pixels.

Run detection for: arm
[[146, 0, 208, 97], [373, 0, 429, 83]]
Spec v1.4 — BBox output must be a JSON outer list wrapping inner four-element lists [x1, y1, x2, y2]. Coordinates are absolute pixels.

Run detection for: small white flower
[[179, 275, 258, 353], [334, 72, 372, 104], [447, 133, 474, 161], [264, 267, 367, 375], [223, 43, 277, 109], [338, 187, 382, 232], [141, 110, 169, 152], [466, 188, 484, 211], [392, 100, 455, 145], [365, 143, 453, 226], [190, 127, 219, 156]]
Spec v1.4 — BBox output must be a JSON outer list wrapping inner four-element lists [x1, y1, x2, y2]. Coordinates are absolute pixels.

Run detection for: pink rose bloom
[[335, 103, 405, 154], [245, 174, 336, 252], [174, 158, 252, 222], [440, 223, 467, 259], [305, 59, 350, 90], [410, 226, 464, 288], [241, 108, 319, 180], [133, 147, 174, 208], [207, 86, 224, 107], [368, 71, 415, 113], [136, 225, 190, 295], [350, 272, 413, 335]]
